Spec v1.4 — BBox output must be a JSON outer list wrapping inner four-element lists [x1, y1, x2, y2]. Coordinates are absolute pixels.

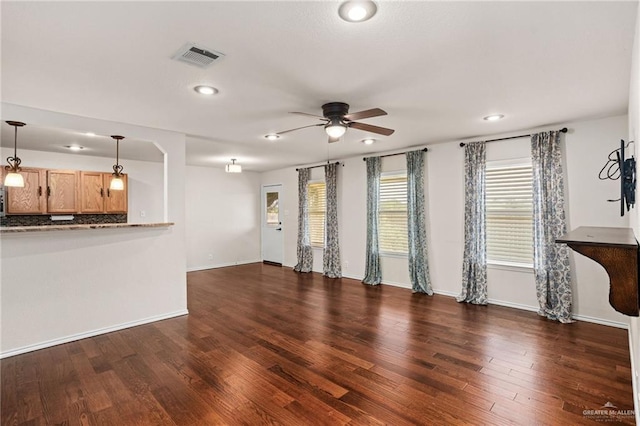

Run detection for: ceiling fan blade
[[349, 121, 395, 136], [328, 135, 340, 143], [343, 108, 387, 121], [289, 111, 327, 120], [276, 123, 324, 135]]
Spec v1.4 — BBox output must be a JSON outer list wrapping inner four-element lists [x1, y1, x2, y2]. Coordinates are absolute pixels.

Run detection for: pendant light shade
[[225, 158, 242, 173], [4, 171, 24, 187], [4, 121, 26, 187], [110, 176, 124, 190], [110, 135, 125, 190]]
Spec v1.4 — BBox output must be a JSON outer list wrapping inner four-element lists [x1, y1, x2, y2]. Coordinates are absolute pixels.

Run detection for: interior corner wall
[[262, 114, 631, 328], [185, 165, 262, 271], [0, 103, 187, 358]]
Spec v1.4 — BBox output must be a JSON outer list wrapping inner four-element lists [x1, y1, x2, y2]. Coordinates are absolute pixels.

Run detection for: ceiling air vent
[[172, 43, 225, 69]]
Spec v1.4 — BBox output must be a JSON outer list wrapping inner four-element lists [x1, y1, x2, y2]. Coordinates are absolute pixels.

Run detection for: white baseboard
[[0, 309, 189, 359], [341, 273, 413, 289], [187, 259, 262, 272], [628, 329, 640, 425], [572, 313, 628, 329], [433, 289, 628, 329]]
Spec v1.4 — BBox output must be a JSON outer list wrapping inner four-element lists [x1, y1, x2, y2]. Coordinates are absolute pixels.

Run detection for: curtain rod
[[459, 127, 568, 147], [295, 161, 341, 171], [362, 147, 428, 161]]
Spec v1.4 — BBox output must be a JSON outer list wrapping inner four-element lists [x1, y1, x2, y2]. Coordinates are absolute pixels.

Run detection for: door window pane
[[266, 192, 279, 224]]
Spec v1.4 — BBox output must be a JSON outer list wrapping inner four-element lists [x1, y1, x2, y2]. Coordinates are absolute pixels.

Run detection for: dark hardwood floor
[[1, 263, 635, 425]]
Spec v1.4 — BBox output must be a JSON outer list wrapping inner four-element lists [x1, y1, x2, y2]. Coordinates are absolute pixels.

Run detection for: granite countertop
[[0, 222, 174, 234]]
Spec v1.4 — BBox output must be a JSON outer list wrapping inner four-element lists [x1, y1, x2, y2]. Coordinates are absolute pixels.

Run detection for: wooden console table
[[557, 227, 639, 316]]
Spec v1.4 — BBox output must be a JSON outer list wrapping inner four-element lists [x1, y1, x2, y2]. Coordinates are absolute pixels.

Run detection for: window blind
[[308, 182, 326, 247], [486, 162, 533, 266], [379, 174, 408, 254]]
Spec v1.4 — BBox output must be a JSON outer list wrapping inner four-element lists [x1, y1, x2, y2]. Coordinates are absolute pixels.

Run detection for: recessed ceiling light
[[338, 1, 377, 22], [483, 114, 504, 121], [194, 85, 218, 95], [85, 132, 96, 137], [65, 145, 85, 151], [362, 138, 375, 145], [264, 134, 280, 141]]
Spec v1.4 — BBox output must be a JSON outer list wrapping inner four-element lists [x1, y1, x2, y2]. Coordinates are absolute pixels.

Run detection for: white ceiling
[[0, 124, 164, 162], [1, 1, 637, 172]]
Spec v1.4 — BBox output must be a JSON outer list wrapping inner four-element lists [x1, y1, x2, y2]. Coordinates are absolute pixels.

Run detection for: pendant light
[[4, 121, 26, 187], [225, 158, 242, 173], [110, 135, 125, 190]]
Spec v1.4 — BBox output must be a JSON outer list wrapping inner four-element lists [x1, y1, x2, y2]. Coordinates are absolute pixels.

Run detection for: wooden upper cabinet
[[4, 168, 46, 214], [79, 171, 128, 214], [80, 171, 106, 213], [4, 167, 127, 215], [47, 170, 79, 213], [104, 174, 128, 213]]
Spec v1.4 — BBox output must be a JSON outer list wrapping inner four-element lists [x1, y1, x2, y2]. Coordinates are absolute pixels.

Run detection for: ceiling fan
[[276, 102, 395, 143]]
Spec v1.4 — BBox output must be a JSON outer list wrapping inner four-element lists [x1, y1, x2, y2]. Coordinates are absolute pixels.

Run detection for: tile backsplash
[[0, 214, 127, 227]]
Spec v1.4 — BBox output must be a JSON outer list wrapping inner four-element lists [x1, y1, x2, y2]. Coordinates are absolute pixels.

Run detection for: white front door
[[262, 184, 284, 265]]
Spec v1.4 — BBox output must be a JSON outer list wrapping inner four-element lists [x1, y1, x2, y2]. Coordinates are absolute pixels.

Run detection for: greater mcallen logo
[[583, 402, 635, 421]]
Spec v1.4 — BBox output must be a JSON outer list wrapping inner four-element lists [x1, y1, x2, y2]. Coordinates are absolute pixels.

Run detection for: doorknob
[[276, 227, 282, 231]]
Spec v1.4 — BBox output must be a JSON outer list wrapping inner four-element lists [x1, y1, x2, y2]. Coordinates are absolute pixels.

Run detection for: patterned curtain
[[531, 131, 573, 323], [406, 150, 433, 295], [293, 167, 313, 273], [323, 163, 341, 278], [457, 142, 488, 305], [363, 157, 382, 285]]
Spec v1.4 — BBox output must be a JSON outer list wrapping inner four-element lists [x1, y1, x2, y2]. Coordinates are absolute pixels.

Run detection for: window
[[486, 160, 534, 267], [265, 191, 279, 225], [308, 181, 326, 247], [379, 172, 408, 254]]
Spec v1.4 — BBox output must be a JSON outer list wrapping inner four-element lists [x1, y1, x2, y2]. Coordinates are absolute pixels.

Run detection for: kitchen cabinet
[[103, 174, 127, 213], [80, 171, 128, 214], [47, 170, 79, 213], [80, 171, 104, 213], [3, 168, 46, 214], [3, 167, 127, 215]]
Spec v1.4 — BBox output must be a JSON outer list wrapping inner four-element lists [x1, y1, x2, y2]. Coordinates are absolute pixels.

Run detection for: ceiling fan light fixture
[[339, 1, 377, 22], [325, 119, 347, 138], [264, 134, 280, 141], [225, 158, 242, 173]]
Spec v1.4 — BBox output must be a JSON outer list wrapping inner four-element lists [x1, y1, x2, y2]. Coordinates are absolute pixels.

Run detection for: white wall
[[262, 114, 630, 327], [0, 148, 165, 223], [627, 3, 640, 423], [185, 165, 262, 271], [0, 103, 187, 358]]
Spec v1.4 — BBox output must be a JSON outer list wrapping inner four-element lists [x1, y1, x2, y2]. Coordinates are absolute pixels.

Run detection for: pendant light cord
[[13, 125, 18, 161]]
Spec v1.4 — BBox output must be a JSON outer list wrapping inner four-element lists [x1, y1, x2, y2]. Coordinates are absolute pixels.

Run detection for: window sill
[[380, 251, 408, 259], [311, 245, 324, 250], [487, 261, 533, 273]]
